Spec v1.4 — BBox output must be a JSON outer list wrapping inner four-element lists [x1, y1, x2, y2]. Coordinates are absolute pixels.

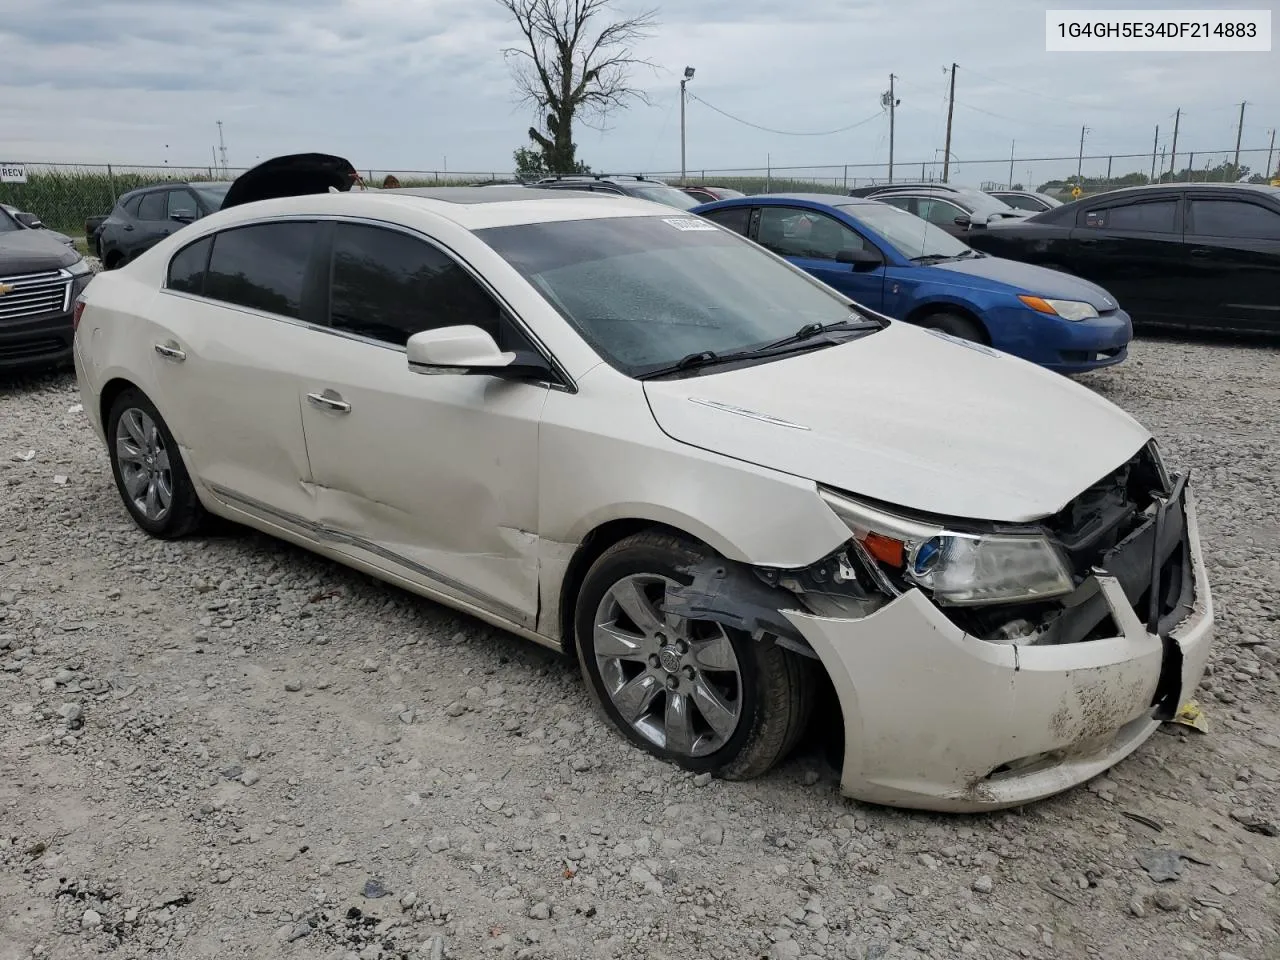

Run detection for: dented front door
[[296, 333, 547, 627]]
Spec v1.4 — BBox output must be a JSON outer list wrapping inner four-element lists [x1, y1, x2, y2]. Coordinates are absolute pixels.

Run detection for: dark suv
[[98, 181, 231, 269], [846, 182, 1030, 239], [534, 175, 701, 211], [1, 205, 93, 372]]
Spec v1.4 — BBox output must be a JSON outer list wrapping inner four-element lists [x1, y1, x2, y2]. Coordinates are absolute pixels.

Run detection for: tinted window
[[205, 222, 315, 318], [166, 190, 198, 221], [1189, 199, 1280, 240], [757, 207, 865, 260], [701, 206, 751, 236], [167, 237, 212, 294], [915, 198, 967, 227], [191, 183, 231, 211], [330, 223, 501, 346], [137, 191, 167, 221], [0, 208, 18, 233], [880, 196, 913, 213], [477, 216, 870, 377], [998, 194, 1048, 212], [1082, 200, 1176, 233], [123, 195, 143, 217]]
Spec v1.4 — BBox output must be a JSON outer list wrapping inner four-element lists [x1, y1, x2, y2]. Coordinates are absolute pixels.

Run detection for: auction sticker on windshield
[[662, 217, 718, 231]]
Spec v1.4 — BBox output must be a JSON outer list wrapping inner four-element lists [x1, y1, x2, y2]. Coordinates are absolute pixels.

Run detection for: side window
[[916, 198, 965, 227], [1002, 195, 1044, 212], [166, 190, 198, 221], [1082, 200, 1177, 233], [329, 223, 502, 347], [702, 206, 751, 236], [204, 222, 315, 318], [136, 191, 166, 221], [122, 195, 144, 217], [1189, 199, 1280, 240], [756, 208, 864, 261], [167, 237, 212, 294], [880, 196, 913, 213]]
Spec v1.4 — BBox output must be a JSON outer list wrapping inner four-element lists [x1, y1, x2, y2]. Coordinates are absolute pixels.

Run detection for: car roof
[[704, 192, 876, 208], [185, 188, 677, 232], [539, 175, 667, 186], [1076, 182, 1280, 201]]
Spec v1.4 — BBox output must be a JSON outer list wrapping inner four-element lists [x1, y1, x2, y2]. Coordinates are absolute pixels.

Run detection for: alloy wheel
[[115, 408, 173, 522]]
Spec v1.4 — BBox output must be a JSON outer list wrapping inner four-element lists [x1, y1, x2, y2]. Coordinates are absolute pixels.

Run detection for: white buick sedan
[[73, 159, 1214, 811]]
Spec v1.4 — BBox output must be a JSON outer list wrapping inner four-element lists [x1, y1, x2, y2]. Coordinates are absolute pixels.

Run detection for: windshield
[[628, 184, 701, 210], [0, 207, 19, 233], [477, 215, 871, 377], [952, 189, 1019, 218], [191, 182, 232, 209], [839, 202, 970, 260]]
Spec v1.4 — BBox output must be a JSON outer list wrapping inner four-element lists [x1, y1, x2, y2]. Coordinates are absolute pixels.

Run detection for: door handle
[[1078, 238, 1098, 246], [123, 225, 134, 232], [153, 342, 186, 361], [306, 390, 352, 414], [1189, 248, 1212, 258]]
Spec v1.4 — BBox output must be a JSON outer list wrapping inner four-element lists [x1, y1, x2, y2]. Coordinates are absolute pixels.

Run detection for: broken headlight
[[819, 489, 1074, 606]]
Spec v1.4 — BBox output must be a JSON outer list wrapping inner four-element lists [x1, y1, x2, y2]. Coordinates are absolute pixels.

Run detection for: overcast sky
[[2, 0, 1276, 185]]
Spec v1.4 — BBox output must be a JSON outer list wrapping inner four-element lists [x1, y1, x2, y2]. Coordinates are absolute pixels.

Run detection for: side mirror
[[953, 215, 972, 229], [836, 248, 884, 271], [170, 211, 195, 224], [406, 325, 552, 380]]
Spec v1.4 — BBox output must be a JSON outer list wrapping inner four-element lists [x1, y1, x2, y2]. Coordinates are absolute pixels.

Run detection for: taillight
[[72, 300, 87, 333]]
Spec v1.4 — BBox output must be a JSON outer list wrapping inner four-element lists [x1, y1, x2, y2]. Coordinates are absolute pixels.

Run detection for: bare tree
[[499, 0, 657, 174]]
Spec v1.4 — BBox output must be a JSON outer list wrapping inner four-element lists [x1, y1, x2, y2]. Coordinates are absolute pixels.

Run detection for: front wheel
[[575, 531, 814, 780], [921, 311, 985, 343]]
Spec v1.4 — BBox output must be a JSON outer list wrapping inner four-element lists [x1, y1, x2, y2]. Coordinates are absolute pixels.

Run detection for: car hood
[[0, 231, 82, 273], [642, 321, 1149, 523], [221, 152, 360, 210], [930, 255, 1119, 309]]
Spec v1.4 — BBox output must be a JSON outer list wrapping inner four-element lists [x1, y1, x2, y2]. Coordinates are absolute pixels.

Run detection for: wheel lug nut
[[675, 639, 689, 655], [683, 666, 696, 680], [648, 654, 660, 668], [665, 675, 679, 690]]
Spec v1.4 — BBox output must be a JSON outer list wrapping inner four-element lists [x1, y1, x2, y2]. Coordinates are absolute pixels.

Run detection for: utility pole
[[216, 120, 228, 175], [1008, 139, 1015, 189], [942, 63, 956, 183], [1168, 107, 1180, 179], [1233, 101, 1247, 174], [885, 73, 897, 183], [1076, 125, 1088, 180], [1267, 128, 1277, 180], [1150, 124, 1159, 182], [679, 67, 695, 185]]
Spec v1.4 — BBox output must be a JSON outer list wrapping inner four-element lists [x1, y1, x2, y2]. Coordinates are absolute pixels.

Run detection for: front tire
[[575, 531, 814, 780], [106, 388, 203, 539], [921, 311, 985, 343]]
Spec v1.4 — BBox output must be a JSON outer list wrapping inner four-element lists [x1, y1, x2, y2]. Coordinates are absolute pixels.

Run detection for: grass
[[1, 168, 859, 236]]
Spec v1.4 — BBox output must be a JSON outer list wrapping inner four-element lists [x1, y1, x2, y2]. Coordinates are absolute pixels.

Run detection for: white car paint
[[73, 188, 1214, 812]]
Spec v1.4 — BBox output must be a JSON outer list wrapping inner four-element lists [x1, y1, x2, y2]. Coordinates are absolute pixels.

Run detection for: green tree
[[498, 0, 656, 175]]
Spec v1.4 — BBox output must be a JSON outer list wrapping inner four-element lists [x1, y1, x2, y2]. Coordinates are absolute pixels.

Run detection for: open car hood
[[642, 321, 1150, 523], [220, 153, 360, 210]]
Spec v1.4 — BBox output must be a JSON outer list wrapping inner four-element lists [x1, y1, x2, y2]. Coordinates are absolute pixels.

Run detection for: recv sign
[[1, 164, 28, 183]]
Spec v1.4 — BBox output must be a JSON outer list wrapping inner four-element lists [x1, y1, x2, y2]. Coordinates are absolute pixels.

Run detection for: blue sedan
[[690, 193, 1132, 373]]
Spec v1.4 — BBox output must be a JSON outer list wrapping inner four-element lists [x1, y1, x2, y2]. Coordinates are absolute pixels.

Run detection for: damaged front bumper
[[786, 487, 1213, 812]]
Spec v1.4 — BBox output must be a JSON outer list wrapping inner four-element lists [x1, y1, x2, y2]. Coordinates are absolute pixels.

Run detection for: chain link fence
[[3, 148, 1276, 239]]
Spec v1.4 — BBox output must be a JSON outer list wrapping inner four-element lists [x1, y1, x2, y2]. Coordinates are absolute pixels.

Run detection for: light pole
[[680, 66, 695, 184]]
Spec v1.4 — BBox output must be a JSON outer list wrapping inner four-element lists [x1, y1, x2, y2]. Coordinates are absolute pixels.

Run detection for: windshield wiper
[[909, 253, 956, 264], [758, 317, 882, 351]]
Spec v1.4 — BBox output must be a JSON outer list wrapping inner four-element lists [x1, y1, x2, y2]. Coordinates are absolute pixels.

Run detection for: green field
[[1, 168, 855, 241]]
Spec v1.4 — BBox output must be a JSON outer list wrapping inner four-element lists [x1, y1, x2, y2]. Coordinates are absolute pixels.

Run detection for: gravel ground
[[1, 337, 1278, 960]]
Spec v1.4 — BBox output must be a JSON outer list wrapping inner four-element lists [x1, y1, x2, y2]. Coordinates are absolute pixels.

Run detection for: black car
[[986, 190, 1063, 213], [846, 182, 1030, 239], [534, 175, 701, 210], [98, 180, 231, 269], [966, 183, 1280, 333], [1, 203, 76, 247], [1, 208, 93, 372]]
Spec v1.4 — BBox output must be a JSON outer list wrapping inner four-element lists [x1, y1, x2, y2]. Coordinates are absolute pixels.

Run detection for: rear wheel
[[106, 388, 204, 539], [575, 531, 814, 780], [920, 311, 985, 343]]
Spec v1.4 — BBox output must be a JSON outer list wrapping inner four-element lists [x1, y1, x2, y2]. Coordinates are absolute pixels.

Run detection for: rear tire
[[921, 311, 985, 343], [575, 531, 814, 781], [106, 388, 204, 539]]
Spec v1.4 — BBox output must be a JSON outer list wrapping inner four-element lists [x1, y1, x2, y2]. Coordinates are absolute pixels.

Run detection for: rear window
[[167, 237, 212, 294], [204, 222, 316, 318], [137, 191, 166, 221]]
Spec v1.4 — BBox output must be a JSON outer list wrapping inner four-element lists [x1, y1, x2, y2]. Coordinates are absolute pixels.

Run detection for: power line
[[686, 92, 884, 137], [957, 65, 1090, 109]]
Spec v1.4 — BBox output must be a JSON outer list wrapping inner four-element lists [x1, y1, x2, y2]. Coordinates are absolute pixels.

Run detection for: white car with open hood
[[72, 154, 1214, 811]]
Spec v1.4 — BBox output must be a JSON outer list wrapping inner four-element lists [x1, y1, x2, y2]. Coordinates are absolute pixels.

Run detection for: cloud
[[1, 0, 1275, 185]]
